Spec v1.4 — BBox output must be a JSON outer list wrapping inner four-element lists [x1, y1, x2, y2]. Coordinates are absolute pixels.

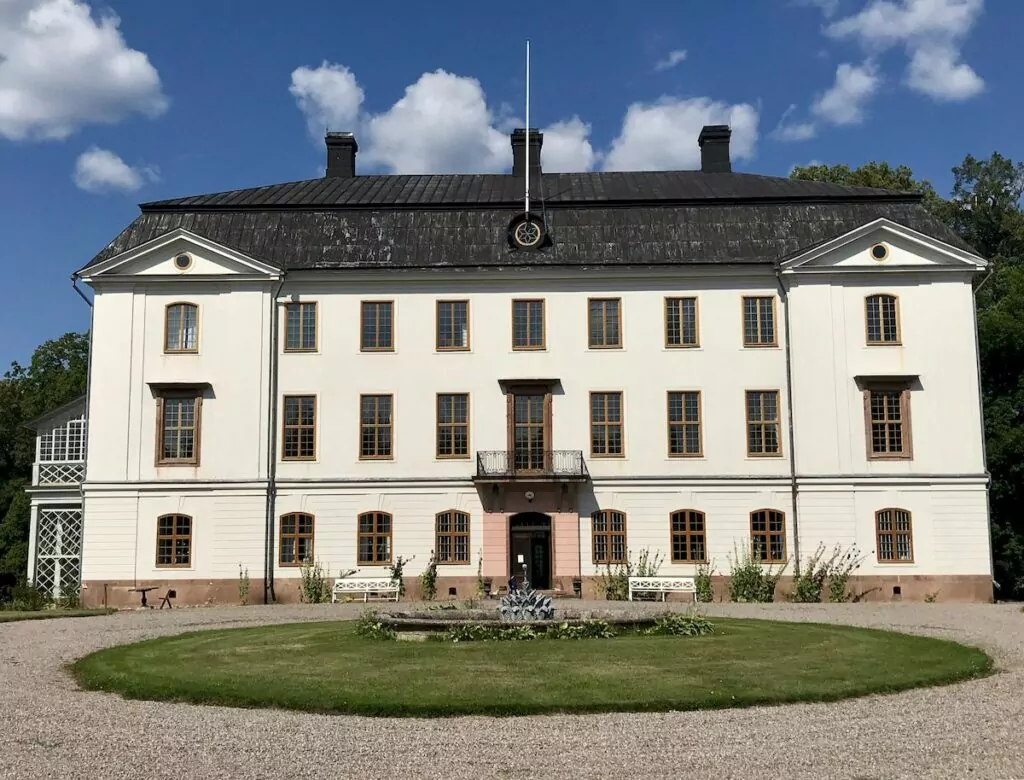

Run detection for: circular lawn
[[70, 617, 992, 717]]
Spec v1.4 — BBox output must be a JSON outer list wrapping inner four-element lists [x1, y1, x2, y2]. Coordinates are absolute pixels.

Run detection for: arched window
[[156, 514, 192, 567], [865, 294, 900, 345], [591, 510, 627, 565], [165, 302, 199, 352], [876, 508, 914, 562], [435, 510, 470, 563], [358, 511, 392, 564], [670, 510, 706, 562], [279, 512, 314, 566], [749, 509, 786, 562]]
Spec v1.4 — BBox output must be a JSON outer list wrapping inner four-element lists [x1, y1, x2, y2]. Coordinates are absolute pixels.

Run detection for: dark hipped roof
[[83, 170, 974, 271]]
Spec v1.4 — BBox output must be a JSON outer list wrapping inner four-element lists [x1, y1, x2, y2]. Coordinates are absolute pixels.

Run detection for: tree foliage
[[793, 154, 1024, 598]]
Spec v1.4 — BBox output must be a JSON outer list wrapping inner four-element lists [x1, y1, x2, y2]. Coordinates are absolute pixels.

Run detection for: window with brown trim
[[865, 388, 912, 459], [279, 512, 314, 565], [592, 510, 627, 564], [670, 510, 706, 562], [156, 391, 202, 465], [745, 390, 781, 456], [436, 300, 469, 351], [358, 511, 392, 564], [876, 508, 914, 562], [590, 391, 624, 457], [668, 391, 702, 456], [742, 296, 776, 346], [436, 393, 469, 458], [512, 299, 545, 350], [665, 297, 699, 347], [360, 394, 393, 459], [156, 513, 191, 567], [164, 303, 198, 353], [435, 510, 470, 564], [750, 509, 786, 561], [865, 294, 900, 345], [284, 301, 317, 352], [282, 395, 316, 460], [588, 298, 622, 348], [361, 301, 394, 351]]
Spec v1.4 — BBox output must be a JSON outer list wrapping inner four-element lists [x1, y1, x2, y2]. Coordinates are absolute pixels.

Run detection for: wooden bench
[[332, 577, 400, 603], [627, 576, 697, 603]]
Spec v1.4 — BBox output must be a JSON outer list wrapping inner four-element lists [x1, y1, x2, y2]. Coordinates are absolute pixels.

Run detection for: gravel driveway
[[0, 601, 1021, 780]]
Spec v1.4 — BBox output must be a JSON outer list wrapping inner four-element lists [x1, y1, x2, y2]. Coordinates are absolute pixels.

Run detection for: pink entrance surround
[[482, 511, 580, 582]]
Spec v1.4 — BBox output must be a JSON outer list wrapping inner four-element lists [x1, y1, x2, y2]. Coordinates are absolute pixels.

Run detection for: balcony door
[[507, 389, 552, 472]]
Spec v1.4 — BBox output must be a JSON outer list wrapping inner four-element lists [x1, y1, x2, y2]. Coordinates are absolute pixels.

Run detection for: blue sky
[[1, 0, 1020, 366]]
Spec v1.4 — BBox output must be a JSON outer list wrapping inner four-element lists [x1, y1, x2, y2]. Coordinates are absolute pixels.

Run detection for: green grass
[[0, 608, 115, 623], [71, 617, 993, 717]]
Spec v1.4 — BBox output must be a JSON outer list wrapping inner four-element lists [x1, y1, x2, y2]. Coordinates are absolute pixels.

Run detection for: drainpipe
[[775, 268, 801, 567], [971, 264, 997, 597], [70, 274, 94, 593], [264, 275, 286, 603]]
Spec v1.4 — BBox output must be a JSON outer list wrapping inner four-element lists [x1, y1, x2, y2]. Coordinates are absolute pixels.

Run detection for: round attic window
[[513, 220, 543, 249], [173, 252, 193, 271], [870, 243, 889, 261]]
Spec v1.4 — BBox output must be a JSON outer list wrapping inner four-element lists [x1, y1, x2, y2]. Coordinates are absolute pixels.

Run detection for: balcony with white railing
[[33, 461, 85, 486], [33, 414, 86, 487]]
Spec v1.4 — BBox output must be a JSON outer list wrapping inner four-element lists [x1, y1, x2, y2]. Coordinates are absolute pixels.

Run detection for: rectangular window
[[588, 298, 622, 348], [866, 389, 911, 459], [670, 510, 706, 562], [358, 511, 392, 564], [156, 514, 192, 567], [282, 395, 316, 460], [436, 300, 469, 351], [592, 510, 627, 564], [742, 296, 776, 346], [361, 301, 394, 351], [436, 510, 470, 564], [279, 512, 314, 566], [865, 295, 901, 345], [667, 391, 702, 457], [436, 393, 469, 458], [360, 394, 393, 459], [750, 509, 786, 561], [746, 390, 781, 456], [284, 302, 317, 352], [165, 303, 198, 353], [665, 297, 699, 347], [156, 392, 201, 465], [876, 508, 914, 562], [590, 391, 624, 457], [512, 299, 545, 350]]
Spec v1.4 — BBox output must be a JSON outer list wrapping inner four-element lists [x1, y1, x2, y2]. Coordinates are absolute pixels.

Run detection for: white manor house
[[26, 126, 994, 606]]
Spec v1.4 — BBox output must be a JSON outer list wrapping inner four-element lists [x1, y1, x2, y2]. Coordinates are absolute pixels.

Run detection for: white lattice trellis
[[38, 462, 85, 485], [35, 508, 83, 599]]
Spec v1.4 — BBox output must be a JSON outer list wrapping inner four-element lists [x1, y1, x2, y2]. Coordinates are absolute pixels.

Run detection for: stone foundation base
[[80, 572, 993, 608]]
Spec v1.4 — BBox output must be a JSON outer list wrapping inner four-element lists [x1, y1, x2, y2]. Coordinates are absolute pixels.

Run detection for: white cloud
[[825, 0, 984, 101], [540, 117, 596, 173], [72, 146, 158, 193], [653, 49, 687, 72], [771, 104, 818, 142], [0, 0, 168, 141], [811, 61, 882, 125], [603, 97, 758, 172], [289, 61, 364, 139]]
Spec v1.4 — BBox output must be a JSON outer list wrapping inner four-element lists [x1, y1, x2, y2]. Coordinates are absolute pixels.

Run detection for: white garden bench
[[332, 577, 400, 603], [627, 576, 697, 603]]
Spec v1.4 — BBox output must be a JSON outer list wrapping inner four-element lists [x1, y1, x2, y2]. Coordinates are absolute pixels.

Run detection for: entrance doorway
[[508, 512, 552, 589]]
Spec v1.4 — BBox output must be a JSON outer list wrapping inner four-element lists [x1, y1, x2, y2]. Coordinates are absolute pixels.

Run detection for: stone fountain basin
[[378, 610, 661, 633]]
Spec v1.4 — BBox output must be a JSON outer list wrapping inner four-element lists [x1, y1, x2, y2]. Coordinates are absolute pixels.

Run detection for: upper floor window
[[670, 510, 706, 562], [358, 511, 392, 564], [39, 415, 86, 462], [750, 509, 786, 561], [667, 391, 702, 457], [875, 508, 914, 562], [865, 294, 901, 345], [360, 394, 393, 459], [361, 301, 394, 351], [156, 390, 202, 465], [436, 300, 469, 351], [865, 388, 912, 459], [435, 510, 470, 564], [279, 512, 314, 566], [746, 390, 781, 456], [156, 513, 192, 567], [436, 393, 469, 458], [665, 297, 699, 347], [284, 302, 317, 352], [742, 296, 776, 347], [512, 299, 545, 350], [590, 391, 624, 457], [591, 510, 627, 565], [282, 395, 316, 460], [165, 303, 198, 353], [588, 298, 622, 349]]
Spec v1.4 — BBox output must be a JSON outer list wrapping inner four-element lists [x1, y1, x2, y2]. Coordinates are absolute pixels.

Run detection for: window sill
[[666, 454, 704, 460], [154, 565, 193, 571], [156, 461, 201, 467]]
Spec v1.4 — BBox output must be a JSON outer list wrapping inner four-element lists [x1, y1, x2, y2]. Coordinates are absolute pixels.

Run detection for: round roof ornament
[[513, 219, 543, 249]]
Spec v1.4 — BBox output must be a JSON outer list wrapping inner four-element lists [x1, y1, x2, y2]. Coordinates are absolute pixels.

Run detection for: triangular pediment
[[76, 229, 281, 281], [780, 218, 986, 274]]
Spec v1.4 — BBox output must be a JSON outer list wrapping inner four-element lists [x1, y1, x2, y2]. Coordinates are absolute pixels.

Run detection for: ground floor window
[[591, 510, 627, 565], [670, 510, 706, 562], [279, 512, 314, 565], [435, 510, 470, 563], [157, 514, 192, 567], [749, 509, 786, 561], [876, 508, 914, 562], [358, 511, 392, 564]]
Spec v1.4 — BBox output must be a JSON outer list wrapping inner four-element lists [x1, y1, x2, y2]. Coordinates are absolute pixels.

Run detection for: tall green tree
[[792, 155, 1024, 599]]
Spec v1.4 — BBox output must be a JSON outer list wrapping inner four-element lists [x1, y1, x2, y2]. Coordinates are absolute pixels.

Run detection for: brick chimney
[[698, 125, 731, 173], [325, 132, 358, 178]]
